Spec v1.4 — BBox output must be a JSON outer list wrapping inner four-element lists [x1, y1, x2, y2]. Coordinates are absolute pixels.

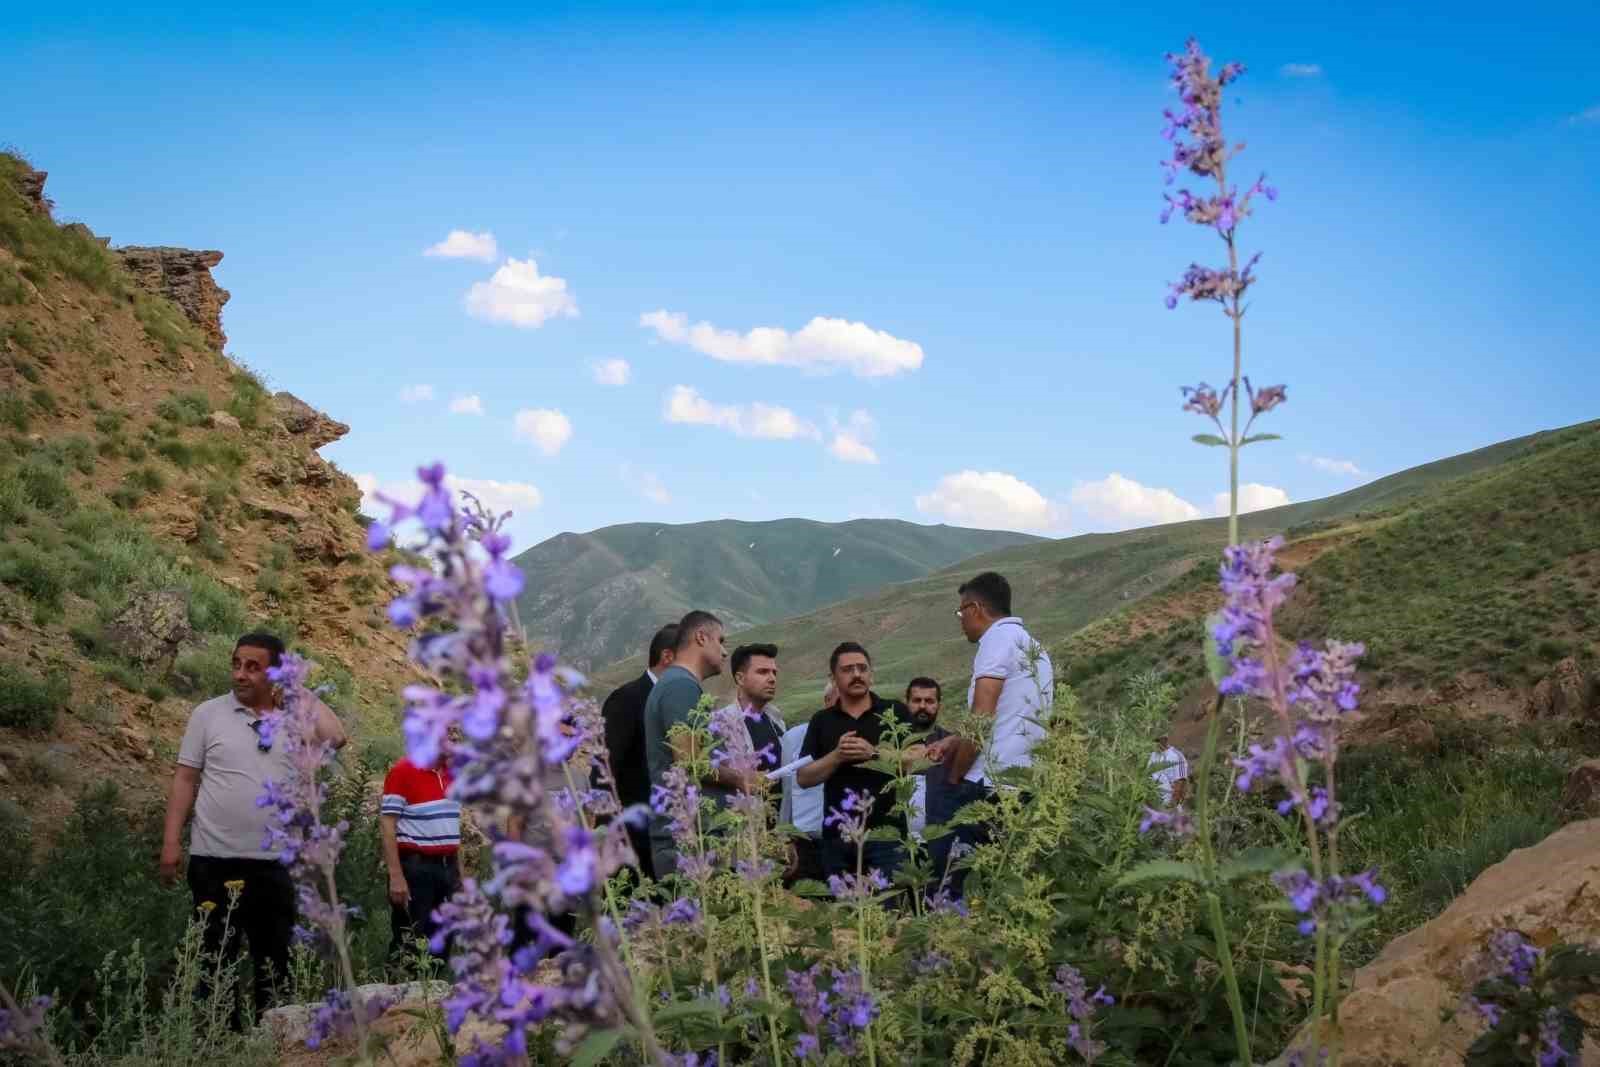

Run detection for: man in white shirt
[[1148, 734, 1190, 805], [778, 716, 826, 886], [926, 571, 1052, 896]]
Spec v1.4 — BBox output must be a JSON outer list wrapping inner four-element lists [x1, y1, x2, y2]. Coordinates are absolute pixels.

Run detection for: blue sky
[[6, 2, 1597, 550]]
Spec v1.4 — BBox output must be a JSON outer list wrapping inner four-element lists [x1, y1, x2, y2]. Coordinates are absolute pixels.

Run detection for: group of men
[[602, 569, 1055, 890], [161, 568, 1135, 1019]]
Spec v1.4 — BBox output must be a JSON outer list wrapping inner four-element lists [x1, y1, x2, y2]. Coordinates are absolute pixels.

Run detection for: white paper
[[765, 755, 813, 781]]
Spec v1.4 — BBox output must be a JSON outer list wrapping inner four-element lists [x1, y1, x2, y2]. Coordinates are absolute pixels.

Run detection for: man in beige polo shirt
[[159, 632, 347, 1019]]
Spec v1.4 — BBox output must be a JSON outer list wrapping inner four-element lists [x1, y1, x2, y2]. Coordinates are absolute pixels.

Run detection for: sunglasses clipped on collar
[[246, 718, 273, 752]]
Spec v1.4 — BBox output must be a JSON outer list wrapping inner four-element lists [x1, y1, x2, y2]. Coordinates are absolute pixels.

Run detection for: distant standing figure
[[381, 752, 463, 959], [597, 623, 679, 880], [160, 632, 348, 1019], [643, 610, 737, 877], [925, 571, 1053, 896], [1148, 733, 1189, 806]]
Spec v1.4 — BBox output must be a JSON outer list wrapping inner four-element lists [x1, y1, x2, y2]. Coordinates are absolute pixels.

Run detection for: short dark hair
[[958, 571, 1012, 617], [674, 610, 722, 651], [828, 641, 872, 675], [731, 643, 778, 678], [235, 631, 285, 667], [906, 677, 941, 702], [647, 624, 679, 668]]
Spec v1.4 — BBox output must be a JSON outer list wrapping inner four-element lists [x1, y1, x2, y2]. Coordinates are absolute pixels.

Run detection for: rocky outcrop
[[1562, 759, 1600, 816], [113, 245, 230, 351], [274, 391, 349, 448], [1526, 657, 1600, 721], [1327, 818, 1600, 1065], [14, 161, 49, 214], [103, 589, 194, 671]]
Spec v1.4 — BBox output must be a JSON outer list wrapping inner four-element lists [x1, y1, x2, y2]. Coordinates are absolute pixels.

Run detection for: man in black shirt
[[796, 641, 912, 881]]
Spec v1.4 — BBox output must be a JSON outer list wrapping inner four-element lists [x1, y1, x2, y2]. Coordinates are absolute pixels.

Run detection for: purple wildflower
[[0, 992, 51, 1054], [823, 789, 873, 847], [305, 987, 395, 1050], [1538, 1008, 1571, 1066], [1470, 996, 1503, 1028], [1181, 381, 1226, 419], [1486, 929, 1543, 988], [1139, 804, 1195, 838], [826, 868, 890, 902], [1052, 964, 1113, 1062]]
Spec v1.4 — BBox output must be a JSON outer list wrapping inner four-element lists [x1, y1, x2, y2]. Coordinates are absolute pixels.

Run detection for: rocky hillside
[[667, 420, 1600, 715], [0, 153, 414, 827], [512, 517, 1040, 669]]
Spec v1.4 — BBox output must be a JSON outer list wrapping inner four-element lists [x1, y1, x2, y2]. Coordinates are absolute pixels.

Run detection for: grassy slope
[[511, 516, 1040, 669], [627, 420, 1595, 712], [0, 152, 413, 827]]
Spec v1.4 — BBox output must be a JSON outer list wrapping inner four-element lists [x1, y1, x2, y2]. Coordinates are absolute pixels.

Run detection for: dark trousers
[[623, 819, 656, 883], [926, 778, 994, 900], [187, 855, 295, 1022], [822, 837, 906, 884], [389, 852, 462, 960], [783, 836, 826, 889]]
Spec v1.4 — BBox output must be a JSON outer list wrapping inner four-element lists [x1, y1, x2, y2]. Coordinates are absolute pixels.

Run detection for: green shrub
[[0, 265, 27, 304], [1, 318, 42, 355], [226, 369, 269, 429], [0, 467, 25, 527], [155, 390, 211, 427], [172, 634, 235, 698], [13, 356, 39, 382], [94, 411, 125, 434], [154, 437, 195, 468], [109, 484, 143, 509], [133, 295, 199, 354], [0, 392, 28, 431], [125, 464, 165, 493], [124, 440, 147, 461], [0, 662, 68, 730], [53, 433, 95, 474], [28, 384, 56, 415], [0, 541, 67, 607], [16, 750, 67, 788], [17, 453, 72, 511]]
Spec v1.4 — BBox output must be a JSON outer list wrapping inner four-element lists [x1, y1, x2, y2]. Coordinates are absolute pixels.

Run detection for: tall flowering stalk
[[1162, 37, 1285, 547], [1461, 930, 1600, 1064], [1219, 536, 1383, 1058], [0, 983, 61, 1067], [369, 463, 667, 1065], [824, 788, 883, 1067], [256, 652, 389, 1055]]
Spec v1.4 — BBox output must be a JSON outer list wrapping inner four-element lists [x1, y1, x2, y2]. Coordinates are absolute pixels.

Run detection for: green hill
[[601, 421, 1599, 712], [510, 517, 1041, 669]]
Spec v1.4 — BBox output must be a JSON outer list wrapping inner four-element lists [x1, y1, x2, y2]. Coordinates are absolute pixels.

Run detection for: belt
[[400, 852, 456, 866]]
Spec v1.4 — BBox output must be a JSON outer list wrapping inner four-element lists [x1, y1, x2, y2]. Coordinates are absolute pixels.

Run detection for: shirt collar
[[646, 668, 658, 684]]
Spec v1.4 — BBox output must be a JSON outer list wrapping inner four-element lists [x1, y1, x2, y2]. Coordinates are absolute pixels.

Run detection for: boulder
[[1324, 818, 1600, 1065], [112, 245, 230, 351], [13, 162, 50, 215], [273, 391, 349, 448], [1562, 759, 1600, 817], [207, 410, 242, 432], [103, 589, 193, 671], [261, 980, 450, 1047], [1526, 657, 1597, 721], [241, 495, 310, 525]]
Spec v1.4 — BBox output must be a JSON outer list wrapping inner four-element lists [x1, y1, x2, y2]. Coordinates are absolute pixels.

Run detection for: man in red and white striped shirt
[[380, 755, 463, 959]]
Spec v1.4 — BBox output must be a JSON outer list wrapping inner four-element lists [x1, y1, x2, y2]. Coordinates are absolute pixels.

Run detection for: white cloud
[[592, 358, 631, 386], [355, 472, 542, 523], [1214, 483, 1292, 516], [398, 384, 434, 404], [1070, 473, 1203, 530], [1565, 104, 1600, 125], [662, 385, 819, 440], [826, 410, 880, 464], [513, 408, 574, 456], [466, 258, 578, 329], [449, 393, 485, 416], [424, 229, 498, 261], [621, 464, 671, 505], [915, 471, 1063, 532], [1280, 63, 1324, 78], [1300, 453, 1364, 477], [640, 310, 924, 378]]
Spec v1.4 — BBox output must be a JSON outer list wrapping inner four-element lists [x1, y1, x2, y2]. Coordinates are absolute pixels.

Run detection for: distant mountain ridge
[[509, 518, 1041, 669]]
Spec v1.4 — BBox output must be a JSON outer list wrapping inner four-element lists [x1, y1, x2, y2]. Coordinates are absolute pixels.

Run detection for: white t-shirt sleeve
[[177, 706, 208, 769], [971, 629, 1015, 681]]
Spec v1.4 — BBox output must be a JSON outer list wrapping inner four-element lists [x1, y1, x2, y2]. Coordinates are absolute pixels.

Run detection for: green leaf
[[652, 998, 726, 1023], [1191, 433, 1230, 447], [569, 1028, 625, 1067], [1239, 432, 1282, 445], [1217, 847, 1294, 883], [1202, 611, 1227, 686], [1112, 859, 1205, 890], [1545, 944, 1600, 982], [789, 878, 831, 898]]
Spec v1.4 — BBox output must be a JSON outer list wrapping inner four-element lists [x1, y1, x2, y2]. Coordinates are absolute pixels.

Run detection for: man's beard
[[910, 712, 937, 729]]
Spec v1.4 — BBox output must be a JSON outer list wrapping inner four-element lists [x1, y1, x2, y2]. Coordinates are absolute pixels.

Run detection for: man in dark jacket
[[598, 623, 677, 881]]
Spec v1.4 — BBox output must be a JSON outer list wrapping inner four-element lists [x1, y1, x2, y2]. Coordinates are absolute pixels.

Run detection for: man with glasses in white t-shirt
[[925, 571, 1052, 897]]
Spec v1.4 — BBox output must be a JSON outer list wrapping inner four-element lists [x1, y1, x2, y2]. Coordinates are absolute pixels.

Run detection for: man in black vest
[[598, 623, 677, 881]]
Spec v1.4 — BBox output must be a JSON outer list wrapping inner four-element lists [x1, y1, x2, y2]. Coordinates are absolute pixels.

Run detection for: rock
[[112, 245, 230, 351], [13, 161, 50, 214], [1562, 759, 1600, 817], [102, 589, 194, 671], [62, 221, 108, 246], [261, 981, 449, 1047], [168, 513, 199, 543], [207, 410, 242, 432], [273, 391, 349, 448], [1325, 818, 1600, 1066], [241, 495, 310, 525], [1526, 657, 1593, 720]]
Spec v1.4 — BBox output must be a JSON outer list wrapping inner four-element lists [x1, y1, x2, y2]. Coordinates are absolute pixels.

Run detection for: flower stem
[[1195, 696, 1252, 1066], [856, 842, 878, 1067]]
